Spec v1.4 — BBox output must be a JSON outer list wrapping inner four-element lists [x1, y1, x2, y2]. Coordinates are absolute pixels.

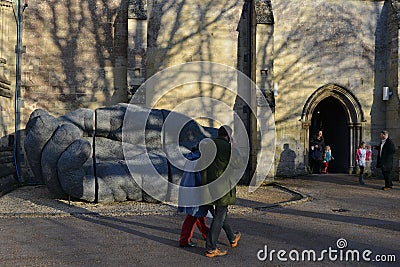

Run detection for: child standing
[[356, 141, 367, 185], [322, 145, 334, 174]]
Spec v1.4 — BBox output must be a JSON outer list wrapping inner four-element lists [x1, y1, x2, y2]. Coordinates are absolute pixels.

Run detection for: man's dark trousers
[[206, 205, 235, 250], [382, 170, 393, 188]]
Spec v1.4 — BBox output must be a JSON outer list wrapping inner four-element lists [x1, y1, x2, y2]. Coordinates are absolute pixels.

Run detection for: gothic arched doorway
[[301, 84, 365, 174], [309, 97, 349, 173]]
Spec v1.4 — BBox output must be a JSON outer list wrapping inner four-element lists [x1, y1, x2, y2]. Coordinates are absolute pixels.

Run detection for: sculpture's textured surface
[[24, 103, 215, 203]]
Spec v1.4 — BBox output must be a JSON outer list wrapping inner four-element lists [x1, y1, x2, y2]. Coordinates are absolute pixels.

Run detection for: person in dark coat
[[310, 130, 325, 174], [374, 130, 396, 190], [199, 125, 244, 258]]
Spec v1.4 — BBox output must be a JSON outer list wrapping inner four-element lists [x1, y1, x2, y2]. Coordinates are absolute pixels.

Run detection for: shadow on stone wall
[[276, 143, 296, 177]]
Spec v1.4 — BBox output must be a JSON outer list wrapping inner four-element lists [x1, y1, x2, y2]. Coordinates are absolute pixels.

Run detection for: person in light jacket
[[177, 148, 210, 247], [356, 142, 366, 185]]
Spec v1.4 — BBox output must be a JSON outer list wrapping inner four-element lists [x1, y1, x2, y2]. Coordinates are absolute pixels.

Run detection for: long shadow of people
[[276, 144, 297, 177], [5, 185, 204, 254]]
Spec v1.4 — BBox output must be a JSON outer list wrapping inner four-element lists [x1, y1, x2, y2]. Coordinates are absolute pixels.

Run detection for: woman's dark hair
[[314, 130, 323, 140]]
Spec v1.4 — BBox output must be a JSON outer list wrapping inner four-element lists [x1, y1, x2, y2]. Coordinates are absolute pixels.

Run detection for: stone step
[[0, 149, 13, 157], [0, 154, 14, 164], [0, 149, 14, 164], [0, 174, 18, 197], [0, 162, 16, 177], [0, 146, 13, 152], [0, 147, 15, 167]]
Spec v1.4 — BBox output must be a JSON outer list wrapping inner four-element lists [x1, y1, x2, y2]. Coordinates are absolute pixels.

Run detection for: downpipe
[[14, 0, 27, 185]]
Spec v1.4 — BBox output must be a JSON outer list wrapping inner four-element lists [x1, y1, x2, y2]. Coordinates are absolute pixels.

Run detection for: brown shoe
[[382, 187, 392, 190], [230, 232, 241, 248], [205, 248, 227, 258]]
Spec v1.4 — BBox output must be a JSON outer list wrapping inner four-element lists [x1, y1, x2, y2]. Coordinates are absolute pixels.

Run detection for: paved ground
[[0, 174, 399, 266]]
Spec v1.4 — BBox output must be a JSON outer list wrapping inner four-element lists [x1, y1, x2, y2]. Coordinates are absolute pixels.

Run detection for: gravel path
[[0, 184, 298, 218]]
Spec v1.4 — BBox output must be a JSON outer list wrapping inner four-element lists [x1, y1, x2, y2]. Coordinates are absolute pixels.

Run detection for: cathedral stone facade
[[1, 0, 399, 182]]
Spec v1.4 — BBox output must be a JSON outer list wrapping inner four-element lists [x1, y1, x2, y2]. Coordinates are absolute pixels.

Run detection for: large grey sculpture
[[24, 103, 216, 203]]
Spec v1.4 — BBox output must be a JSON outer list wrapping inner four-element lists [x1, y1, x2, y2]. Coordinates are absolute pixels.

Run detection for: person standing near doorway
[[365, 144, 372, 177], [374, 130, 396, 190], [356, 141, 366, 185], [322, 145, 334, 174], [310, 130, 325, 174]]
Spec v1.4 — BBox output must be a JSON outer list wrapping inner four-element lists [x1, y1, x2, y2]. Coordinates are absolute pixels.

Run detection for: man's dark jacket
[[376, 138, 396, 172], [200, 137, 244, 206]]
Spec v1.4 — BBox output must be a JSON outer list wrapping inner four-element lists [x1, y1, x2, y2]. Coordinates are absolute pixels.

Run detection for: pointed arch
[[301, 83, 365, 124]]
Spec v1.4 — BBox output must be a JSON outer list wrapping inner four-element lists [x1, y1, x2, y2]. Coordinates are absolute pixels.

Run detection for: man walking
[[375, 130, 396, 190], [200, 125, 244, 258]]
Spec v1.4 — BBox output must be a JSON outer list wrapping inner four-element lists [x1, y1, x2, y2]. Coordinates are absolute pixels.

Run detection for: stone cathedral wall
[[1, 0, 399, 180]]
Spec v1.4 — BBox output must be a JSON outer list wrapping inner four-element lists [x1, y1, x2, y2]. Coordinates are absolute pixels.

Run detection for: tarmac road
[[0, 174, 399, 266]]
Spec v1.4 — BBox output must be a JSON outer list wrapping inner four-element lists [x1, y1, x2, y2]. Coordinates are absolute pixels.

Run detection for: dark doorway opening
[[309, 97, 349, 173]]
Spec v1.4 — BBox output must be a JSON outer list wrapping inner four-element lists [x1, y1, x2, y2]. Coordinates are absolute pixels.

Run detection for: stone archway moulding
[[301, 83, 365, 124]]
